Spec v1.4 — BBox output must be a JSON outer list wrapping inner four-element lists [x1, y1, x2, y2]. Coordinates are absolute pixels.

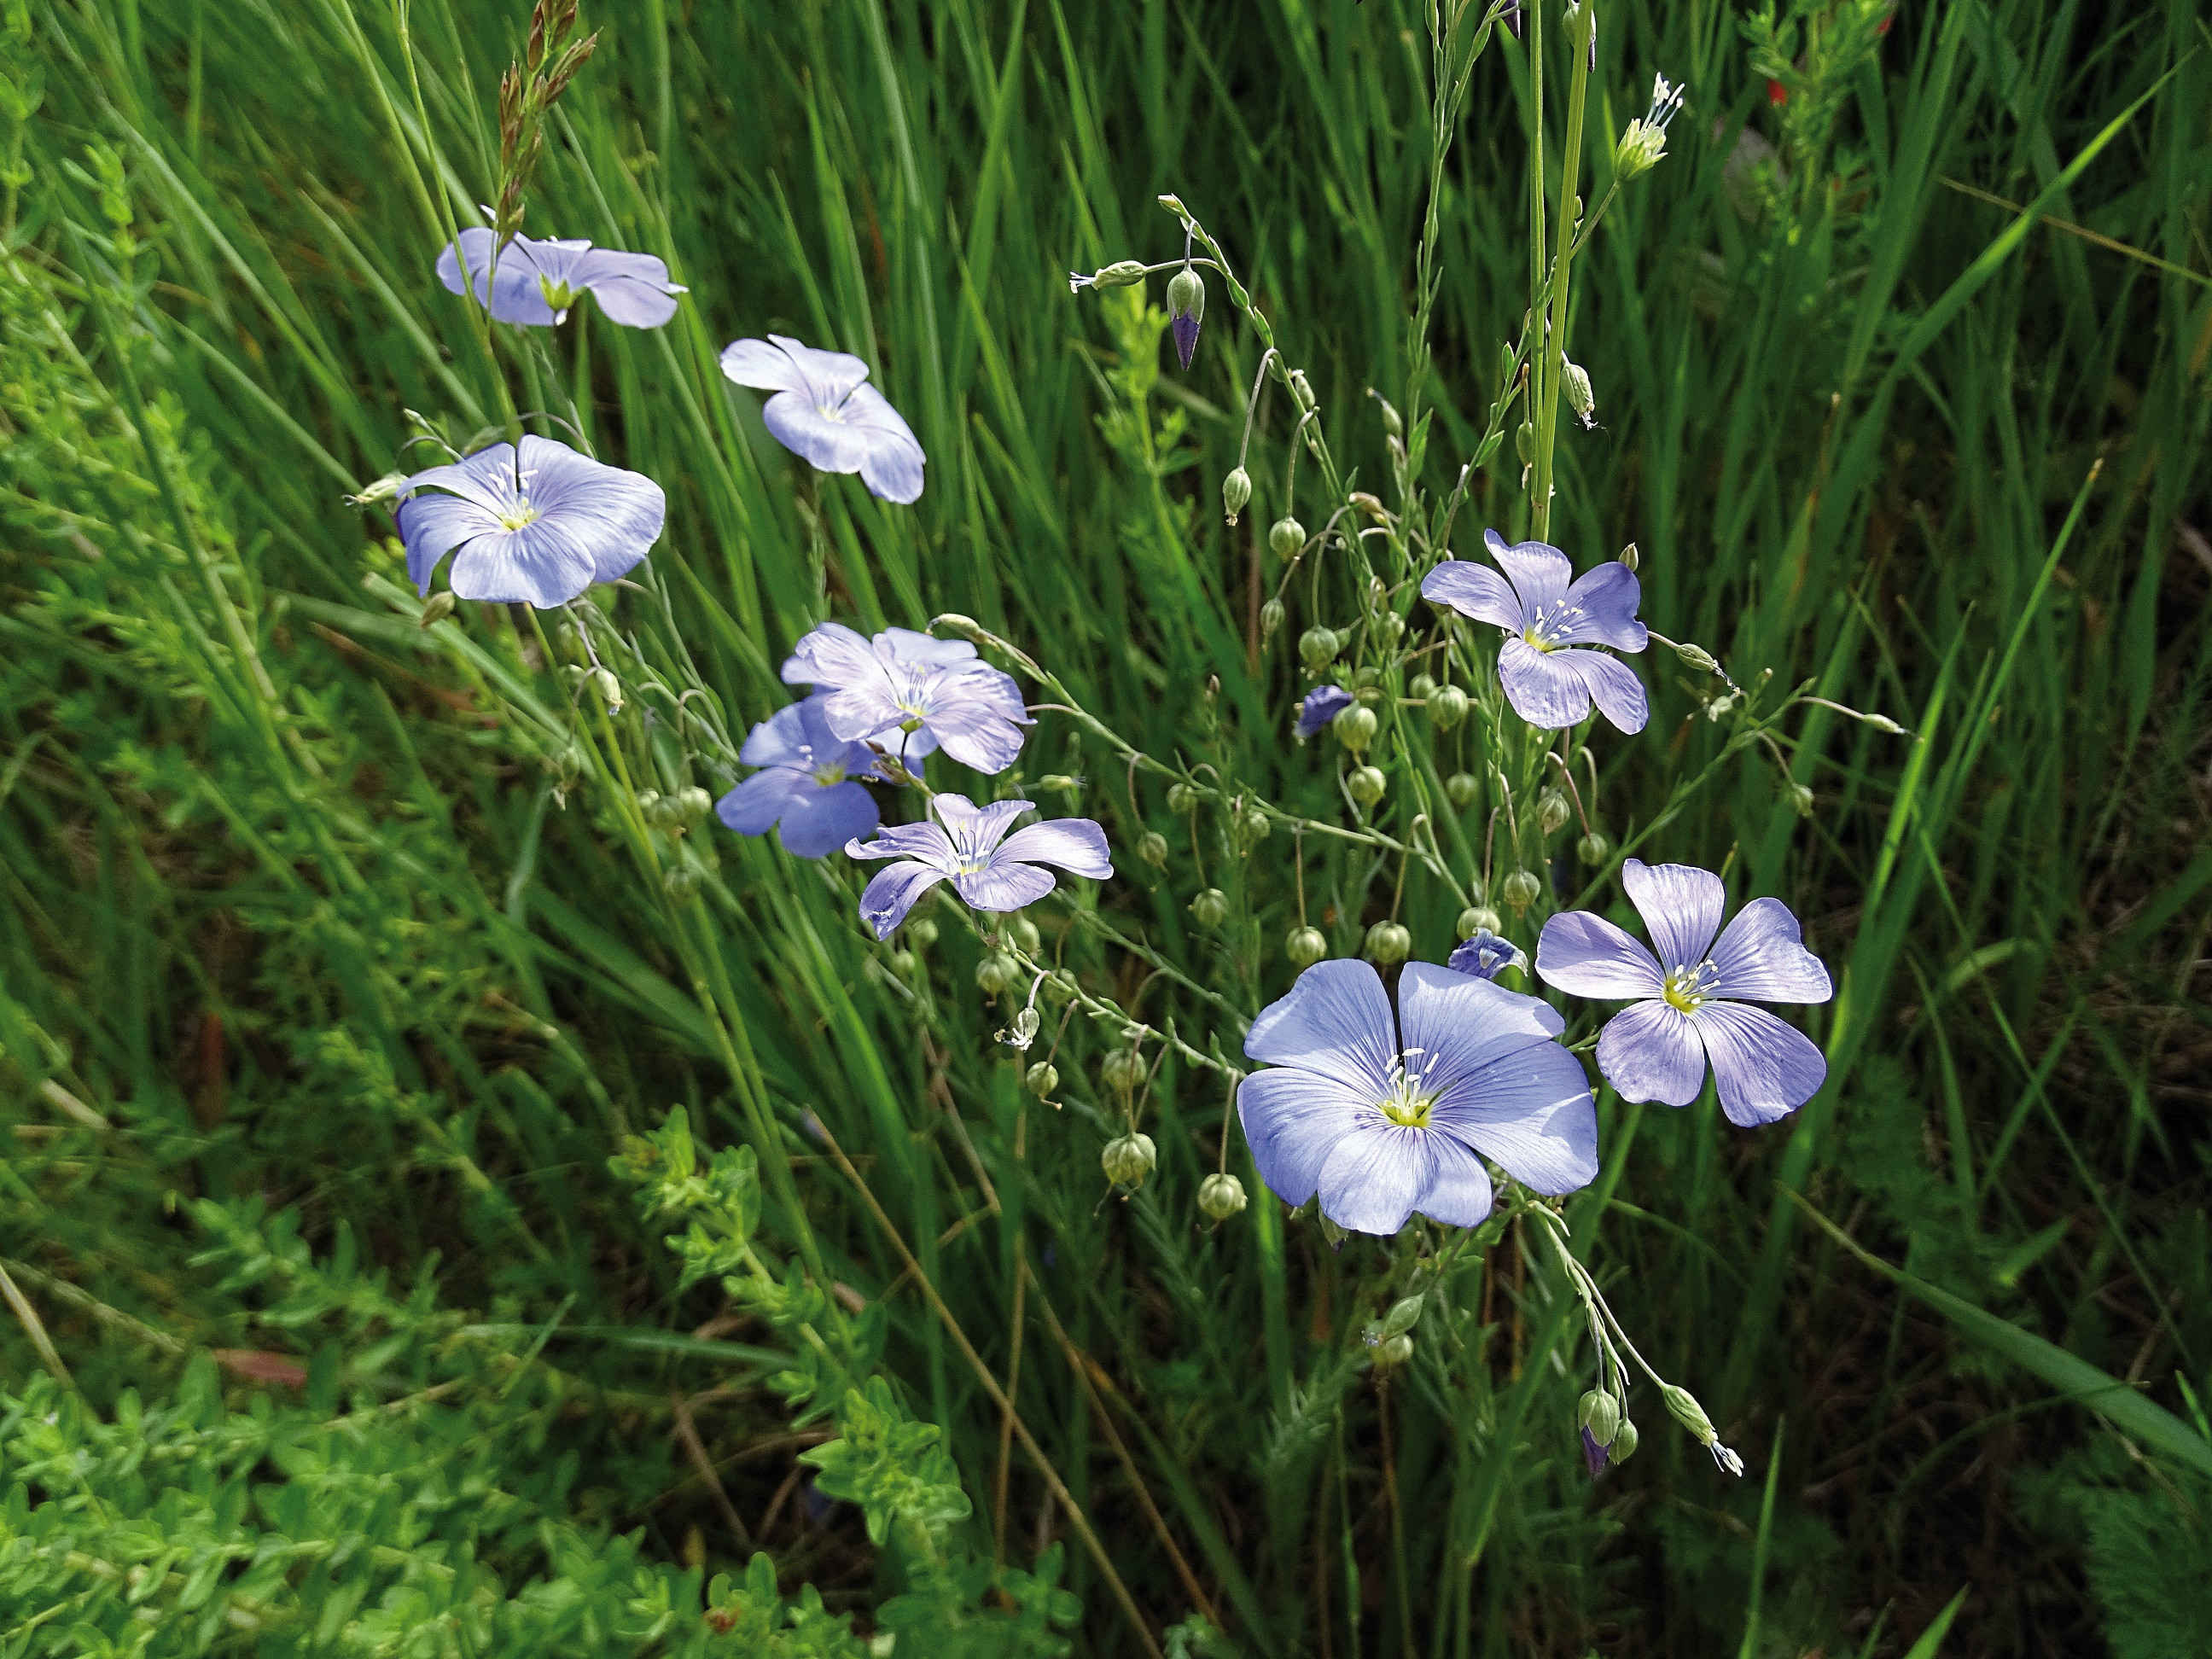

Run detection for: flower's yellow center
[[1521, 599, 1585, 653], [811, 762, 847, 787], [498, 498, 539, 531], [1375, 1053, 1437, 1128], [817, 403, 847, 423], [538, 276, 579, 312], [1662, 961, 1721, 1014]]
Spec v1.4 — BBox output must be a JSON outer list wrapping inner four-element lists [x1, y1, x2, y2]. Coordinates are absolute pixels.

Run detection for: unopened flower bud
[[663, 861, 702, 902], [348, 470, 410, 508], [1289, 369, 1316, 411], [1376, 1332, 1414, 1367], [1026, 1061, 1060, 1097], [1008, 915, 1041, 954], [1502, 870, 1542, 912], [1260, 597, 1286, 638], [1349, 491, 1388, 523], [1272, 517, 1307, 561], [1865, 713, 1907, 735], [590, 667, 623, 712], [976, 951, 1020, 993], [1365, 919, 1411, 963], [1429, 684, 1470, 730], [1335, 706, 1378, 754], [1408, 672, 1437, 701], [1786, 782, 1815, 818], [1537, 788, 1571, 835], [1347, 765, 1387, 808], [1222, 466, 1252, 525], [1618, 542, 1639, 573], [1285, 926, 1329, 968], [1576, 831, 1612, 867], [635, 789, 663, 822], [1166, 268, 1205, 370], [1674, 640, 1720, 673], [1515, 422, 1535, 464], [1100, 1047, 1146, 1096], [673, 785, 713, 829], [1039, 970, 1075, 1006], [1563, 360, 1595, 426], [1579, 1389, 1622, 1447], [1198, 1172, 1248, 1220], [1299, 626, 1336, 672], [1446, 771, 1480, 809], [1166, 781, 1198, 813], [1190, 888, 1229, 928], [1102, 1132, 1157, 1189], [1457, 905, 1503, 940], [1239, 806, 1271, 846], [888, 948, 918, 979], [1138, 830, 1170, 868], [1372, 609, 1405, 647], [1038, 773, 1080, 794], [1609, 1417, 1639, 1463], [419, 590, 457, 626]]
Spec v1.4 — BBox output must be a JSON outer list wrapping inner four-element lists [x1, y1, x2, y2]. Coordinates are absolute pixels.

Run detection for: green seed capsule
[[1102, 1132, 1158, 1189], [1260, 597, 1286, 638], [1198, 1172, 1248, 1220], [1009, 916, 1041, 954], [1347, 765, 1387, 808], [1576, 831, 1611, 867], [1222, 466, 1253, 525], [1026, 1061, 1059, 1098], [1457, 905, 1503, 939], [1365, 919, 1411, 963], [907, 918, 940, 949], [1429, 684, 1470, 730], [1167, 781, 1199, 814], [1502, 870, 1542, 912], [1445, 771, 1480, 808], [1408, 672, 1437, 701], [975, 951, 1020, 993], [1285, 926, 1329, 968], [1190, 888, 1230, 928], [1271, 517, 1307, 561], [1138, 830, 1170, 867], [1335, 706, 1379, 754], [1537, 789, 1571, 835], [1100, 1048, 1146, 1095]]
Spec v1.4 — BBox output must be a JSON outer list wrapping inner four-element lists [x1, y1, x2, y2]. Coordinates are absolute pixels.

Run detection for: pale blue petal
[[997, 819, 1113, 879], [1594, 999, 1708, 1107], [1409, 1133, 1499, 1226], [1559, 648, 1649, 734], [781, 621, 880, 689], [952, 860, 1057, 911], [1499, 638, 1593, 730], [857, 860, 949, 940], [1421, 560, 1525, 632], [773, 780, 880, 859], [1708, 898, 1832, 1004], [881, 628, 975, 668], [569, 247, 684, 328], [1697, 1001, 1826, 1125], [935, 794, 1027, 853], [720, 336, 811, 394], [762, 392, 875, 477], [1536, 910, 1667, 999], [1621, 860, 1725, 973], [1428, 1041, 1598, 1195], [1484, 529, 1570, 616], [394, 490, 498, 595], [447, 524, 594, 608], [435, 230, 556, 325], [716, 769, 807, 836], [1237, 1068, 1356, 1208], [846, 819, 955, 866], [1316, 1125, 1428, 1236], [1397, 962, 1562, 1082], [1243, 960, 1397, 1097], [842, 383, 926, 504], [765, 335, 870, 405], [1552, 562, 1648, 650]]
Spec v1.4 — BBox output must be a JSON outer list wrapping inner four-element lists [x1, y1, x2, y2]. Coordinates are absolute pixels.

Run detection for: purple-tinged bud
[[1167, 268, 1205, 370]]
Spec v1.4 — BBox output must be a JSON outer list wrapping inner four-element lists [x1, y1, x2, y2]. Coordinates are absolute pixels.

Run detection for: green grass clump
[[3, 2, 2209, 1656]]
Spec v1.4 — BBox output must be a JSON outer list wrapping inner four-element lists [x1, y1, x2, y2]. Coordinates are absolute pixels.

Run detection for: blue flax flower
[[783, 623, 1032, 775], [720, 335, 926, 504], [395, 434, 664, 608], [715, 696, 883, 859], [845, 795, 1112, 940], [1536, 859, 1832, 1126], [1239, 961, 1598, 1236], [436, 230, 686, 328], [1295, 684, 1354, 739], [1422, 529, 1648, 733], [1447, 928, 1525, 981]]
